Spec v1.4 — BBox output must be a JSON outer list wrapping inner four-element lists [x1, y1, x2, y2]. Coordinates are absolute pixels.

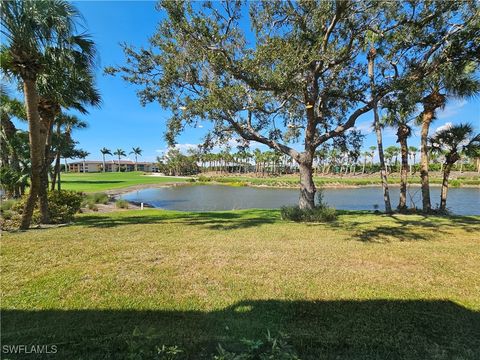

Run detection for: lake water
[[120, 184, 480, 215]]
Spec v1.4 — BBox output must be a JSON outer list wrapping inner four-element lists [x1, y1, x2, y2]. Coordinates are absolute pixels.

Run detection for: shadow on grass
[[62, 180, 125, 185], [73, 209, 480, 239], [75, 210, 279, 231], [325, 212, 480, 243], [1, 299, 479, 359]]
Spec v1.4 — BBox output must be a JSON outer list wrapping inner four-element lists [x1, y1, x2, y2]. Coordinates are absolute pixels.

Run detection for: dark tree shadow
[[73, 210, 480, 238], [75, 210, 279, 231], [63, 180, 125, 185], [2, 299, 479, 359], [320, 212, 480, 243]]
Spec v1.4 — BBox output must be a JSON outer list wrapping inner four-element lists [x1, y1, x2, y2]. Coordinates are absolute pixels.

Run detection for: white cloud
[[437, 99, 467, 120], [353, 120, 373, 133], [434, 122, 453, 134]]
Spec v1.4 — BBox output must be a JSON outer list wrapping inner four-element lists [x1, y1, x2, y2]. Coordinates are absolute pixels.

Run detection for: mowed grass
[[60, 171, 189, 192], [1, 210, 479, 359]]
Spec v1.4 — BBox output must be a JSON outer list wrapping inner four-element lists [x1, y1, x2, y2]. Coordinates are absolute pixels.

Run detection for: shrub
[[91, 192, 109, 204], [450, 179, 461, 188], [1, 199, 17, 211], [0, 212, 22, 231], [281, 188, 337, 222], [87, 202, 98, 211], [44, 190, 83, 223], [197, 175, 212, 183], [12, 190, 83, 224], [281, 205, 337, 222], [115, 199, 129, 209]]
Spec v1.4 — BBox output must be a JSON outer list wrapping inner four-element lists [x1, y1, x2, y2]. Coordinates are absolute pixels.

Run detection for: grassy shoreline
[[2, 209, 479, 358], [195, 172, 480, 189]]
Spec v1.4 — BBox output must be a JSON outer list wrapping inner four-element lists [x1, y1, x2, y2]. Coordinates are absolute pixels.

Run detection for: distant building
[[68, 160, 159, 173]]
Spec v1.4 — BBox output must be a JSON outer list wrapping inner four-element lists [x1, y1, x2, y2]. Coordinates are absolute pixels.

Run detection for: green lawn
[[59, 171, 189, 192], [2, 210, 479, 359]]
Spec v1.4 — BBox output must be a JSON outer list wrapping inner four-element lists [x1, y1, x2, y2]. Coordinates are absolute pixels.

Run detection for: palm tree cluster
[[1, 0, 100, 228], [429, 124, 479, 211], [99, 147, 142, 172]]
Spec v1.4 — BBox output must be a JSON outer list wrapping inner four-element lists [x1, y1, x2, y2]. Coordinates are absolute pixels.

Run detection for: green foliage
[[86, 202, 99, 211], [115, 199, 129, 209], [0, 166, 29, 198], [215, 332, 300, 360], [157, 149, 200, 176], [122, 329, 298, 360], [281, 189, 337, 222], [450, 179, 461, 188], [85, 192, 109, 205], [281, 206, 337, 223], [11, 190, 83, 225], [1, 199, 17, 211]]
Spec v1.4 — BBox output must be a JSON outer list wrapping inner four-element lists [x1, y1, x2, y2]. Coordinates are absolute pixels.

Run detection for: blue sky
[[12, 1, 480, 162]]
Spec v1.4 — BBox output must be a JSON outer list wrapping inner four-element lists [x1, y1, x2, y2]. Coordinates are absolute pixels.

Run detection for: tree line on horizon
[[157, 143, 479, 178]]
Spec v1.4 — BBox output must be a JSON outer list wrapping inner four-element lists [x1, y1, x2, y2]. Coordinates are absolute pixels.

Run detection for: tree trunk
[[20, 79, 44, 229], [103, 155, 106, 172], [298, 159, 315, 210], [420, 110, 432, 212], [51, 152, 61, 191], [440, 163, 453, 211], [368, 47, 392, 213], [398, 136, 409, 211], [38, 111, 55, 223], [57, 167, 62, 191]]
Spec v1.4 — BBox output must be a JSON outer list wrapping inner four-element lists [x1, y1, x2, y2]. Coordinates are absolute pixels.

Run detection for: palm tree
[[100, 147, 112, 172], [130, 147, 143, 171], [408, 146, 418, 174], [33, 30, 98, 222], [1, 0, 87, 229], [77, 150, 90, 173], [384, 103, 415, 210], [368, 46, 392, 213], [50, 114, 87, 190], [429, 123, 479, 212], [114, 149, 126, 172], [361, 151, 370, 174], [417, 66, 480, 212]]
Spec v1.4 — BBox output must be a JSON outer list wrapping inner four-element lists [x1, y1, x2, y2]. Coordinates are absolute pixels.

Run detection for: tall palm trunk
[[50, 123, 62, 190], [368, 47, 392, 213], [38, 103, 59, 223], [397, 127, 409, 211], [51, 152, 61, 191], [420, 111, 433, 212], [102, 154, 106, 172], [20, 78, 44, 229], [440, 162, 454, 211], [420, 91, 445, 212]]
